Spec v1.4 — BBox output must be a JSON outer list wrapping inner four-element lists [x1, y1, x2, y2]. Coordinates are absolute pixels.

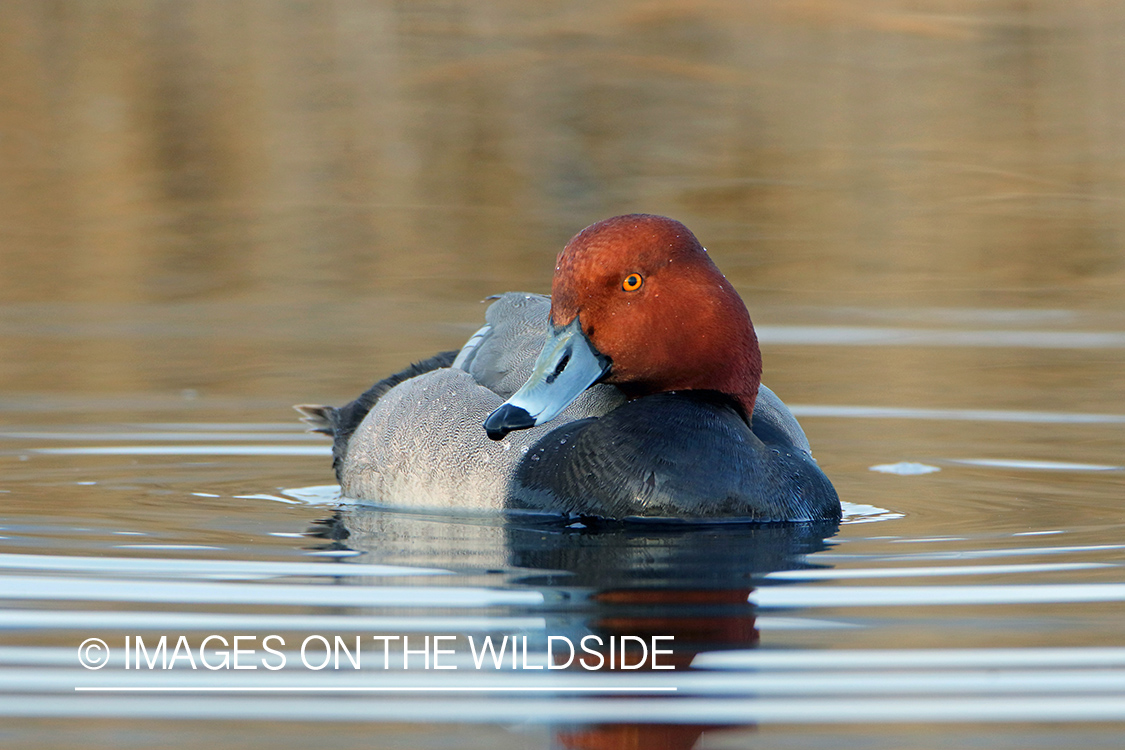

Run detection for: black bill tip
[[484, 403, 536, 441]]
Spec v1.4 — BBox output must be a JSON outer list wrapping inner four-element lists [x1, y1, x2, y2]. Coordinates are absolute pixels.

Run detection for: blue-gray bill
[[484, 316, 611, 440]]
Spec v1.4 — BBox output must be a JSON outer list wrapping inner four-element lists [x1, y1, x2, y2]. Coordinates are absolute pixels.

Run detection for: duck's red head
[[551, 214, 762, 418], [483, 214, 762, 440]]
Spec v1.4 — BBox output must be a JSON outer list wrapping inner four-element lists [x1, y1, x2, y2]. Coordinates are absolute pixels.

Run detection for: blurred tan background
[[1, 1, 1124, 410]]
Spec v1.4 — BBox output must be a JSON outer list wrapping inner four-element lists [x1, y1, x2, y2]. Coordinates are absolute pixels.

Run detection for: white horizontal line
[[75, 686, 677, 693], [0, 552, 447, 579], [951, 458, 1121, 471], [757, 325, 1125, 349], [691, 647, 1125, 671], [787, 404, 1125, 425], [751, 582, 1125, 608], [47, 670, 1125, 696], [814, 543, 1125, 563], [0, 609, 546, 633], [765, 562, 1112, 581], [11, 695, 1125, 723], [0, 575, 542, 608], [33, 446, 332, 456], [2, 432, 318, 442]]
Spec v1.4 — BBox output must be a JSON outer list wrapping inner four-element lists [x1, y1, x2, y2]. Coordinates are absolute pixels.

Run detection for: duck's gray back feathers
[[453, 293, 552, 398]]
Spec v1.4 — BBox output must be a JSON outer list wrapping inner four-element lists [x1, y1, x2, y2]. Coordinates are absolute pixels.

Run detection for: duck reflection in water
[[307, 508, 838, 749]]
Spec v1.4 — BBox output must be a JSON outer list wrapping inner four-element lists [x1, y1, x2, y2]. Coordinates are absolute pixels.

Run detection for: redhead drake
[[298, 214, 839, 522]]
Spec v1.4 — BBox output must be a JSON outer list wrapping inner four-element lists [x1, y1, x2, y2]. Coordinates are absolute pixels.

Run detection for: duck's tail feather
[[295, 350, 461, 483], [294, 404, 337, 435]]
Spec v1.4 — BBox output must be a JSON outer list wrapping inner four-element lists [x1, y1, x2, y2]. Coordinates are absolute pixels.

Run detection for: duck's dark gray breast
[[510, 391, 840, 522]]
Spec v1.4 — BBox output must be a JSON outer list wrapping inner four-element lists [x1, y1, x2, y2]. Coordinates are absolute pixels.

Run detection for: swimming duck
[[298, 214, 839, 522]]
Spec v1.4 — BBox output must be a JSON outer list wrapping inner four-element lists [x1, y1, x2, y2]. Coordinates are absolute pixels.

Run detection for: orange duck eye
[[622, 273, 643, 292]]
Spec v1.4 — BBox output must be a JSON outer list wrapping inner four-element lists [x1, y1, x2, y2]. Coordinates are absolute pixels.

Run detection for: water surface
[[2, 1, 1125, 748]]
